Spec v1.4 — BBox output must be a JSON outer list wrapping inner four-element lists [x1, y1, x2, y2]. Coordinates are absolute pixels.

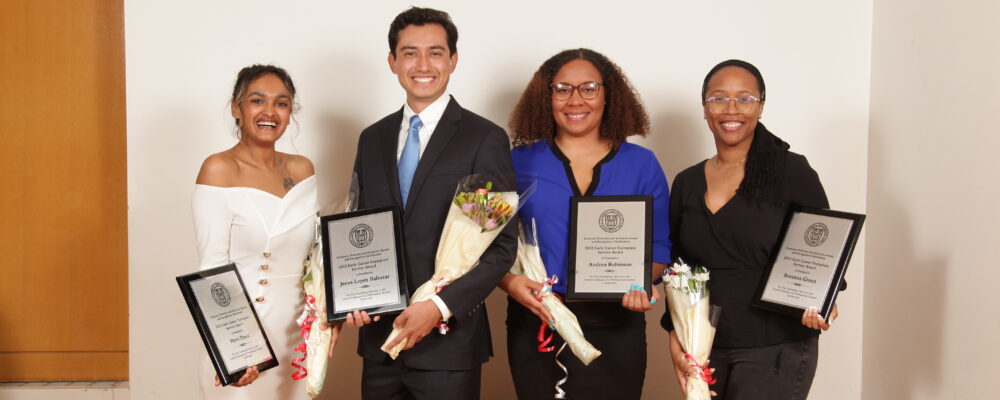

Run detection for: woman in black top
[[661, 59, 840, 400]]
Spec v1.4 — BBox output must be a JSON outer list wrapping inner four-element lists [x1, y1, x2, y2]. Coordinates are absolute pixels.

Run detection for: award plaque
[[566, 196, 653, 301], [321, 206, 409, 321], [177, 264, 278, 386], [754, 206, 865, 320]]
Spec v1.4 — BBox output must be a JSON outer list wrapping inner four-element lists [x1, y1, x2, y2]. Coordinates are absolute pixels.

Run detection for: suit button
[[255, 296, 265, 303], [259, 279, 269, 286], [260, 264, 270, 271]]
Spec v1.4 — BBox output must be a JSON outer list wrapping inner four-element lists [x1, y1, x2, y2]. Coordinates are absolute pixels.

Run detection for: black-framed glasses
[[550, 82, 602, 100], [704, 96, 763, 114]]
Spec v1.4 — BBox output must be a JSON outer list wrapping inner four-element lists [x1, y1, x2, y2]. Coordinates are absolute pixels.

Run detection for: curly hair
[[509, 48, 649, 147]]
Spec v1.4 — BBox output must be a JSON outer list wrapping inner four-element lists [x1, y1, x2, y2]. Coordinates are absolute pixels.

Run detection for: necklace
[[712, 156, 746, 171]]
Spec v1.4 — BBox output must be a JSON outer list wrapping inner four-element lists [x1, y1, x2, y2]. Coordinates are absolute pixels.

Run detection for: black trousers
[[361, 357, 481, 400], [709, 336, 819, 400], [506, 297, 647, 400]]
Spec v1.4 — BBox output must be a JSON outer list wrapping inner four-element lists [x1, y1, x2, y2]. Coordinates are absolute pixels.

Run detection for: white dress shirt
[[396, 94, 454, 321], [396, 93, 450, 161]]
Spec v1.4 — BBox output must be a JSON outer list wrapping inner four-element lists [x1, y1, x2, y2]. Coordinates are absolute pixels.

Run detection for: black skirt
[[506, 296, 647, 400]]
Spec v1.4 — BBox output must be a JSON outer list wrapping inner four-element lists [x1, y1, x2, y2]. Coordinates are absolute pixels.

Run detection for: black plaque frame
[[177, 264, 278, 386], [567, 195, 653, 301], [753, 206, 866, 321], [321, 206, 409, 322]]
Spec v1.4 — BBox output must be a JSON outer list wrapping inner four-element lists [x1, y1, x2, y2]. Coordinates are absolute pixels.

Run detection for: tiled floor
[[0, 382, 129, 400]]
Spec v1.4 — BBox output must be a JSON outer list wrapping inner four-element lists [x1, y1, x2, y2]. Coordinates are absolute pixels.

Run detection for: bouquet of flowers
[[511, 220, 601, 365], [291, 224, 335, 398], [381, 175, 521, 359], [663, 260, 720, 400], [291, 174, 358, 397]]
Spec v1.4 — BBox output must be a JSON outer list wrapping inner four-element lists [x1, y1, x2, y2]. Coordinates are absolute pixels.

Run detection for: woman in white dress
[[192, 64, 339, 399]]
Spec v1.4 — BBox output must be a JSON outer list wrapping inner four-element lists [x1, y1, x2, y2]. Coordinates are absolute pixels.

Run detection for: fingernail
[[549, 325, 556, 330], [630, 284, 638, 290], [548, 319, 555, 323], [650, 298, 657, 304], [640, 287, 646, 293]]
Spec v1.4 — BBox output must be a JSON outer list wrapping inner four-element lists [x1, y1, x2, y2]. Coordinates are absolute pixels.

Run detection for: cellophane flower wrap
[[292, 174, 359, 397], [664, 260, 720, 400], [381, 175, 521, 359], [511, 220, 601, 365], [292, 224, 333, 398]]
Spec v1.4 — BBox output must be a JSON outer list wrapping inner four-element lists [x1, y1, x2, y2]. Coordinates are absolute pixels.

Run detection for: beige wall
[[864, 0, 1000, 398], [125, 1, 871, 398]]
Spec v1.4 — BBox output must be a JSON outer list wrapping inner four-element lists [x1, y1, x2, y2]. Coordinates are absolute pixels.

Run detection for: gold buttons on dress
[[263, 251, 272, 258], [255, 296, 265, 303], [258, 279, 269, 286], [260, 264, 270, 271]]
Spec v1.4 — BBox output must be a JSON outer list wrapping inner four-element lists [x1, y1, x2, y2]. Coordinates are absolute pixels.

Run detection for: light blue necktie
[[398, 115, 423, 205]]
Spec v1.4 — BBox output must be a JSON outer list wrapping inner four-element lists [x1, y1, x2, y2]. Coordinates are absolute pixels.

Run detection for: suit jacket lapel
[[403, 97, 462, 220], [381, 108, 405, 207]]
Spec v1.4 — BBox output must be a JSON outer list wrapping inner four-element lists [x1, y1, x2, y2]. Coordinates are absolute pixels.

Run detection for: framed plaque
[[321, 206, 409, 321], [754, 206, 865, 320], [566, 196, 653, 301], [177, 264, 278, 386]]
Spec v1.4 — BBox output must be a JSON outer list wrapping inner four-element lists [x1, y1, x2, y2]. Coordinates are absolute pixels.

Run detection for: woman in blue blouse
[[499, 48, 671, 400]]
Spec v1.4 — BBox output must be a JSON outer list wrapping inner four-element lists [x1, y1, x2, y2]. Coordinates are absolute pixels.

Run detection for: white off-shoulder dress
[[192, 175, 318, 400]]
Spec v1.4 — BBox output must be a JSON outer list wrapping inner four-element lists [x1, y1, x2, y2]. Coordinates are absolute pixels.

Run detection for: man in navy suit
[[346, 7, 517, 400]]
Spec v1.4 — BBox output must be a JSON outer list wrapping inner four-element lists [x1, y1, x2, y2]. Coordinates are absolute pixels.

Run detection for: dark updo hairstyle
[[703, 59, 789, 205], [510, 48, 649, 147], [388, 7, 458, 56], [230, 64, 297, 138], [701, 59, 766, 102]]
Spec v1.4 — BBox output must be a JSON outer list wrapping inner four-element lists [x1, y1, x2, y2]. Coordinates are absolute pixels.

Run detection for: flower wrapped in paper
[[512, 220, 601, 365], [663, 260, 721, 400], [290, 226, 334, 398], [381, 175, 524, 359], [291, 174, 358, 398]]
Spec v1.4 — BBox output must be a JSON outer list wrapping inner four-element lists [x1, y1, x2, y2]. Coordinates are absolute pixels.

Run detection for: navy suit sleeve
[[352, 131, 366, 209], [436, 125, 518, 322]]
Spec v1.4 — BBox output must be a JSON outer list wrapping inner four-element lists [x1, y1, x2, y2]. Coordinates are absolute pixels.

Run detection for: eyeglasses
[[704, 96, 763, 114], [550, 82, 602, 101]]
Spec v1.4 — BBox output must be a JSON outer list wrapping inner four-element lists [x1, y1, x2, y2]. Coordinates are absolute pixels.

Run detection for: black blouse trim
[[548, 141, 619, 196]]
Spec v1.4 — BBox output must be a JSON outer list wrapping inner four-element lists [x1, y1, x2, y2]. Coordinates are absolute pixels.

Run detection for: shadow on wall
[[484, 85, 524, 137], [647, 107, 708, 182], [864, 128, 945, 399], [313, 111, 363, 215]]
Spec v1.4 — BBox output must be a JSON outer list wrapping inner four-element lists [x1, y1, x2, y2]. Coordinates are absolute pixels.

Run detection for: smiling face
[[551, 59, 606, 140], [230, 73, 293, 144], [703, 66, 765, 149], [388, 23, 457, 113]]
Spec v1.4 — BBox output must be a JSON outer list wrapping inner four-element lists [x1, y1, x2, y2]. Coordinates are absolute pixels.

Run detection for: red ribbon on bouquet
[[536, 275, 558, 301], [291, 295, 318, 380], [684, 353, 717, 384], [534, 277, 560, 353], [537, 322, 556, 352]]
